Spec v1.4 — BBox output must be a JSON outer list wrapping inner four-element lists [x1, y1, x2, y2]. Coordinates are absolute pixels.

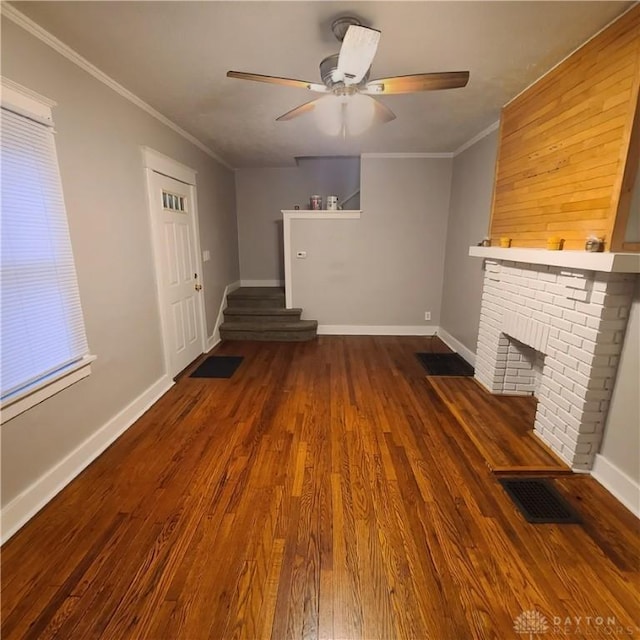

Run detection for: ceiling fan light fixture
[[344, 93, 376, 135], [314, 93, 376, 137], [314, 95, 343, 136]]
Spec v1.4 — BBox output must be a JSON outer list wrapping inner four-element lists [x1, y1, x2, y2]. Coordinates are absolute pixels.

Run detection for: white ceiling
[[11, 1, 632, 168]]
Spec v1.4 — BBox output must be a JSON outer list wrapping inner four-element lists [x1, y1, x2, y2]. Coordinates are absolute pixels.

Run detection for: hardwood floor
[[2, 337, 639, 639], [427, 376, 570, 473]]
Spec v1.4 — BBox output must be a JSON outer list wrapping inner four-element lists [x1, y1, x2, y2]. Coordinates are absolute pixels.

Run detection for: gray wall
[[235, 157, 360, 283], [438, 126, 639, 488], [625, 161, 639, 242], [599, 276, 640, 484], [290, 157, 452, 327], [440, 130, 499, 353], [1, 19, 239, 507]]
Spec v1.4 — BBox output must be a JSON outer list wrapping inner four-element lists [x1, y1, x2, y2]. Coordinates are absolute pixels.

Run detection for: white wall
[[1, 19, 239, 509], [235, 157, 360, 283], [440, 130, 499, 353], [625, 161, 639, 242], [598, 276, 640, 485], [289, 156, 452, 328]]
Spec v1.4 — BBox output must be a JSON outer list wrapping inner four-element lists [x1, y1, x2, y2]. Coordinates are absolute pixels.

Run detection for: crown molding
[[361, 122, 502, 161], [1, 3, 233, 171], [453, 120, 500, 156], [361, 152, 454, 159]]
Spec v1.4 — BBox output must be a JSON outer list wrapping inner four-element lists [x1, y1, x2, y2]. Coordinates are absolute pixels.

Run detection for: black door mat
[[499, 478, 582, 524], [416, 352, 474, 376], [190, 356, 244, 379]]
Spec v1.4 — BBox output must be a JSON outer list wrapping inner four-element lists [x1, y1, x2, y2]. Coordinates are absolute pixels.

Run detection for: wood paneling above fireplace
[[489, 5, 640, 251]]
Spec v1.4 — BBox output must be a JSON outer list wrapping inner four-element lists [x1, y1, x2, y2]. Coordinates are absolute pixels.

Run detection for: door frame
[[141, 147, 207, 377]]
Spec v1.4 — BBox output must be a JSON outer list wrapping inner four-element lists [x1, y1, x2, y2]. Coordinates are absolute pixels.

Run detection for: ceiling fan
[[227, 16, 470, 134]]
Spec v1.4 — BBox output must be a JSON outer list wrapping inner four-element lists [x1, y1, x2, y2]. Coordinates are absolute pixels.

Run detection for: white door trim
[[142, 147, 198, 185], [142, 148, 207, 377]]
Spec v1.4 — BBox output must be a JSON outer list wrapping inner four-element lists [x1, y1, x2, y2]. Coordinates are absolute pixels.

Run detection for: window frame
[[1, 78, 95, 423]]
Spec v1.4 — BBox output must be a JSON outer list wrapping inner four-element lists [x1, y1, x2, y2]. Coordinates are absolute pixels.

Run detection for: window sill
[[1, 355, 96, 424]]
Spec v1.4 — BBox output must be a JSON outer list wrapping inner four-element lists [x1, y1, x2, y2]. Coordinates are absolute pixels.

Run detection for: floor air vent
[[190, 356, 244, 379], [499, 478, 581, 524], [415, 352, 474, 376]]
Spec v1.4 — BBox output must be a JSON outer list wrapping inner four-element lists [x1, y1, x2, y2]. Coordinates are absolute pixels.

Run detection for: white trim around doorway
[[141, 147, 208, 378]]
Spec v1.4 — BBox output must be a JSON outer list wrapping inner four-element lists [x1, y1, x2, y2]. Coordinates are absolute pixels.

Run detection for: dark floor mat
[[416, 352, 474, 376], [190, 355, 244, 379], [499, 478, 582, 524]]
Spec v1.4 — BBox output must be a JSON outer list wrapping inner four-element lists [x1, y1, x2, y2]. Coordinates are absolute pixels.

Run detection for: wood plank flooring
[[427, 376, 570, 473], [2, 337, 639, 639]]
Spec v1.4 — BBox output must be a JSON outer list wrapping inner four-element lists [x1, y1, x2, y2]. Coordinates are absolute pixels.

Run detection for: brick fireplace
[[469, 248, 639, 470]]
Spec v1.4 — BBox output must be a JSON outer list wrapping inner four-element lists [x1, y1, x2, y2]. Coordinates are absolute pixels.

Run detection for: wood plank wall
[[489, 5, 640, 251]]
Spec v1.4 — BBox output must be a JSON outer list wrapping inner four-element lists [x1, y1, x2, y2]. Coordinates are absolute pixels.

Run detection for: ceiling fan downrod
[[330, 16, 363, 42]]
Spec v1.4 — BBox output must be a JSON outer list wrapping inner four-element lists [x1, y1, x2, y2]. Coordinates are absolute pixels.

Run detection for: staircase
[[220, 287, 318, 341]]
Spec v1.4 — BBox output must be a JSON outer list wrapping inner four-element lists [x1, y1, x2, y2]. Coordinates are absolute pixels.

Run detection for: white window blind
[[1, 103, 91, 411]]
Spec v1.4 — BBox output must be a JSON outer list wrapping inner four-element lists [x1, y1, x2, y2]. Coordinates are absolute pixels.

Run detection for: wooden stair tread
[[224, 307, 302, 316], [427, 376, 570, 473], [227, 287, 284, 299], [222, 288, 316, 342], [221, 320, 317, 331]]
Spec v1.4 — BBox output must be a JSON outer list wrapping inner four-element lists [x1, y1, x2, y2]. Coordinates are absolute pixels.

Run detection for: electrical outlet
[[424, 311, 431, 321]]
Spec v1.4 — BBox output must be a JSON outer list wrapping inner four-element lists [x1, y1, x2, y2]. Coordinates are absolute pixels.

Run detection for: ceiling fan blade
[[363, 71, 470, 95], [336, 25, 381, 85], [276, 99, 320, 121], [372, 98, 396, 124], [227, 71, 328, 93]]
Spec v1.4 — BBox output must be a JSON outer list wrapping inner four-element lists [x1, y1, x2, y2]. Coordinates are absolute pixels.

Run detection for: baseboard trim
[[591, 454, 640, 518], [240, 279, 284, 287], [436, 328, 477, 366], [1, 375, 174, 544], [207, 336, 221, 352], [208, 280, 241, 349], [318, 325, 438, 336]]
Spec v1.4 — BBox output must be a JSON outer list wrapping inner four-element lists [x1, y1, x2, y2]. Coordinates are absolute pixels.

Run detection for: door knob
[[195, 284, 202, 291]]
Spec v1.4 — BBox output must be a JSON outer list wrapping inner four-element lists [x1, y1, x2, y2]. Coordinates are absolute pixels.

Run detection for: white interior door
[[149, 171, 204, 377]]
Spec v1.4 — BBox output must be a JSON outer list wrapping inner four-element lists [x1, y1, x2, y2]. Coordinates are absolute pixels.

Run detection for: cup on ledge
[[547, 236, 562, 251], [499, 237, 512, 248], [326, 195, 338, 211]]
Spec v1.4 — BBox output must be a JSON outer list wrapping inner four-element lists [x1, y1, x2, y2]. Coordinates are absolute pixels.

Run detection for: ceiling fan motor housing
[[320, 53, 370, 91]]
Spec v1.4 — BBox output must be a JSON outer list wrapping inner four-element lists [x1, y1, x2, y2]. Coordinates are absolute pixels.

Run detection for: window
[[162, 190, 186, 212], [1, 79, 94, 422]]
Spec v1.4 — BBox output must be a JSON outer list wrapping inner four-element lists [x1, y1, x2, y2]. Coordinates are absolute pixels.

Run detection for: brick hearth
[[475, 259, 635, 470]]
